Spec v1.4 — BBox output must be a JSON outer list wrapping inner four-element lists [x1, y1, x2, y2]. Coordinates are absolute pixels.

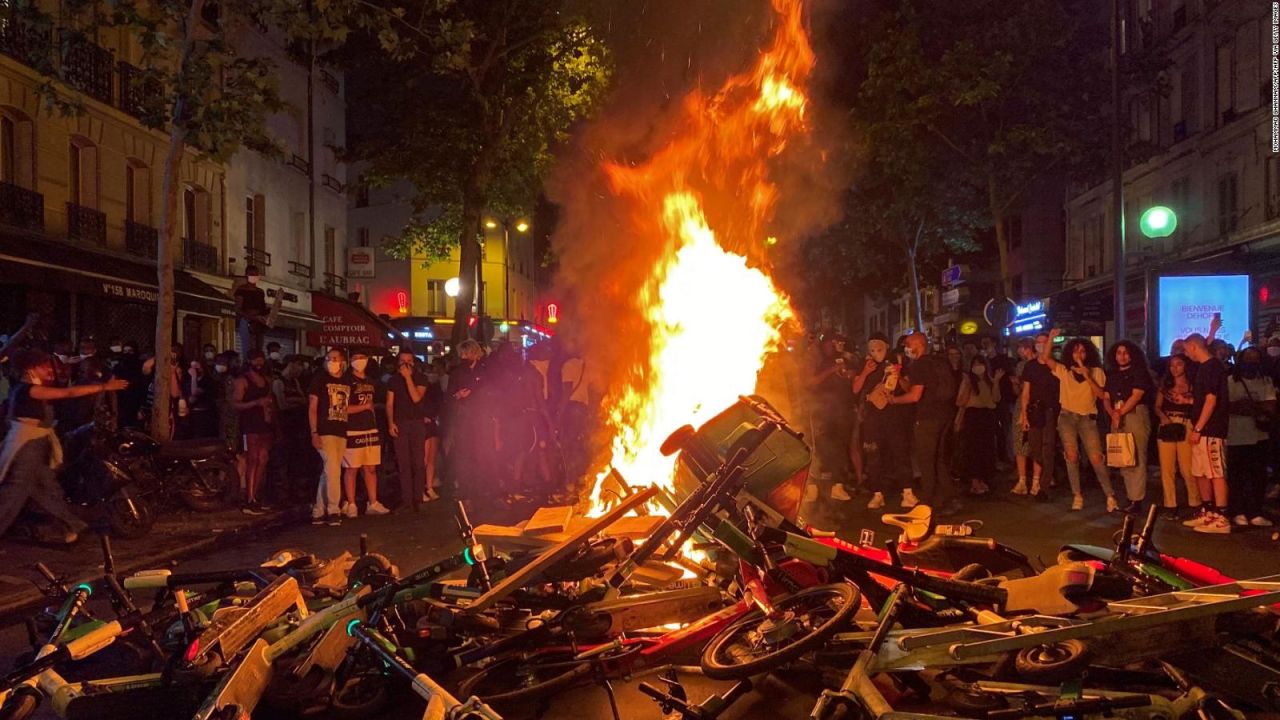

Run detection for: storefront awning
[[0, 235, 229, 316], [307, 292, 403, 350]]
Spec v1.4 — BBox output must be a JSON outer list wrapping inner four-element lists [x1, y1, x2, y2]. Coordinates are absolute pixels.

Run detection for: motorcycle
[[111, 427, 239, 515]]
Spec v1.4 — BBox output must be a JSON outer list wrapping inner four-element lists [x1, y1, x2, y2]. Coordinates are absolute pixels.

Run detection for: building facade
[[0, 3, 352, 356], [348, 177, 543, 353], [1058, 0, 1274, 352]]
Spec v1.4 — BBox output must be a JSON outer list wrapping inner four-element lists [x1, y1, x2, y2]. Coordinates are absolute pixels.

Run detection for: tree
[[342, 0, 611, 347], [23, 0, 391, 438], [857, 0, 1108, 300]]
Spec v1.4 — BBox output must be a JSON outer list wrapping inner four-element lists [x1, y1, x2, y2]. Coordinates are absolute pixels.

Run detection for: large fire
[[588, 0, 814, 513]]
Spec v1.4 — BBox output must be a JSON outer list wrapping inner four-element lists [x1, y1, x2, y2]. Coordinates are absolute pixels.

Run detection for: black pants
[[1027, 406, 1059, 488], [959, 407, 998, 482], [863, 410, 911, 494], [1227, 441, 1268, 519], [913, 415, 953, 505]]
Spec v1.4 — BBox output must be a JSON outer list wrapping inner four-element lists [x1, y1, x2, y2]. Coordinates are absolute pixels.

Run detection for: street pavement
[[0, 477, 1275, 719]]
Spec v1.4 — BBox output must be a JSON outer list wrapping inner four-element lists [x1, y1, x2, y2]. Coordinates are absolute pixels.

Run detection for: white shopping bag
[[1105, 432, 1136, 468]]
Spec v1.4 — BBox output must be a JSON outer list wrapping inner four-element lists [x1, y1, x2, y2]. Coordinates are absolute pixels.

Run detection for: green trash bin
[[670, 395, 811, 523]]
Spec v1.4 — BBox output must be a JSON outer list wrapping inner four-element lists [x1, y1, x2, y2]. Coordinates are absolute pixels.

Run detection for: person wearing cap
[[342, 349, 390, 517]]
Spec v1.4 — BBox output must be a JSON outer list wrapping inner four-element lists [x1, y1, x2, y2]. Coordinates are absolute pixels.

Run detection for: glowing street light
[[1139, 205, 1177, 239], [484, 220, 498, 229], [515, 220, 530, 233], [444, 277, 460, 298]]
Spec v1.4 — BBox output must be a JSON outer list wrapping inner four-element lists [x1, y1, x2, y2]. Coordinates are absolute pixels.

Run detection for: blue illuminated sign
[[1157, 275, 1249, 356]]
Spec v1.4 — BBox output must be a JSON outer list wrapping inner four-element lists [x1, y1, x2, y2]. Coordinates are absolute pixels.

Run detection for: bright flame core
[[589, 0, 813, 512]]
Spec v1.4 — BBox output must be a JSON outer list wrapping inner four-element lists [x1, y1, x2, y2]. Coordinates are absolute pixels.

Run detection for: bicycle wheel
[[701, 582, 860, 680]]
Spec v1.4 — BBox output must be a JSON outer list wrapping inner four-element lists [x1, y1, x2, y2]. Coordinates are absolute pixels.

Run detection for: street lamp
[[1139, 206, 1177, 238], [483, 216, 529, 323], [444, 277, 460, 297]]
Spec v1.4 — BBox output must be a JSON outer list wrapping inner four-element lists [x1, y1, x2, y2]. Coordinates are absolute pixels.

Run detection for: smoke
[[545, 0, 853, 430]]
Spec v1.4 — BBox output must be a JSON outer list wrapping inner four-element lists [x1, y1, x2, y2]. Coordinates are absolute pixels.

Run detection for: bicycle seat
[[881, 506, 932, 543], [158, 438, 226, 459]]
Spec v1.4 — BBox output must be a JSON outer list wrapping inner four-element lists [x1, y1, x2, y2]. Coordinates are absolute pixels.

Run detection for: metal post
[[503, 224, 511, 321], [1111, 0, 1126, 342]]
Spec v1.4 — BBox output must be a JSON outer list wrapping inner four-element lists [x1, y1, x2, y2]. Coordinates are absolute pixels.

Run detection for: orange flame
[[588, 0, 814, 513]]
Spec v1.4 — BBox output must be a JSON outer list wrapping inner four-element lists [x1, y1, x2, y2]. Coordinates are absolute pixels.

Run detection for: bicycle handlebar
[[985, 693, 1151, 720]]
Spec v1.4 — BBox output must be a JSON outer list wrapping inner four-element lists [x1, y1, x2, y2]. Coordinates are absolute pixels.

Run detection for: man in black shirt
[[893, 333, 960, 514], [343, 350, 386, 517], [1019, 332, 1060, 498], [309, 348, 353, 526], [234, 265, 268, 362], [1183, 333, 1231, 533]]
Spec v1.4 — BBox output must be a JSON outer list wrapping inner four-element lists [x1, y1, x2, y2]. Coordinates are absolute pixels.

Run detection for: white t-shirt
[[1227, 375, 1276, 446], [1051, 364, 1105, 415]]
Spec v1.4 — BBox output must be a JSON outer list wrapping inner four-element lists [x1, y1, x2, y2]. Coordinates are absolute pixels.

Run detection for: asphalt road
[[0, 481, 1276, 720]]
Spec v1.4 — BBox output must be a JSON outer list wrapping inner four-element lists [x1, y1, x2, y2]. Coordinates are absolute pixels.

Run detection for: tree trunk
[[151, 126, 185, 440], [451, 195, 483, 349], [988, 173, 1013, 301], [150, 0, 203, 440]]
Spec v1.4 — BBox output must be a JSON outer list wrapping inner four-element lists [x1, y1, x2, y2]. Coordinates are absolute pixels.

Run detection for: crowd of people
[[802, 317, 1279, 534], [0, 266, 591, 544]]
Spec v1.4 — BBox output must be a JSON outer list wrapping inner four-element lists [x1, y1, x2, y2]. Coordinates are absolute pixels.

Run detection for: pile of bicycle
[[2, 395, 1278, 720]]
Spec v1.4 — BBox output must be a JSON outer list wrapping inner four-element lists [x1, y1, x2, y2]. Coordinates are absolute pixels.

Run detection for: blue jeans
[[1114, 410, 1151, 502], [1057, 410, 1113, 497]]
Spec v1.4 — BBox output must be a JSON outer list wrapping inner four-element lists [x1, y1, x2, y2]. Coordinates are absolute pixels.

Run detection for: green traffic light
[[1139, 206, 1177, 238]]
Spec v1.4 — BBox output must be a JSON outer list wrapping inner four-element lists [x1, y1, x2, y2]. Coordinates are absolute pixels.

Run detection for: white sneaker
[[901, 488, 919, 508], [1071, 495, 1084, 511], [1011, 480, 1028, 496], [831, 484, 852, 501], [1232, 514, 1250, 527], [341, 502, 358, 518], [1183, 508, 1209, 527], [367, 501, 390, 516], [1194, 513, 1231, 534], [1106, 496, 1119, 513], [867, 492, 885, 510], [803, 484, 818, 503], [1251, 516, 1274, 527]]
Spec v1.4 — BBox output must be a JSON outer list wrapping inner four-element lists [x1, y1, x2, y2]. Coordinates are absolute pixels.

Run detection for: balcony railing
[[323, 273, 347, 293], [0, 182, 45, 230], [118, 61, 165, 121], [182, 238, 220, 274], [288, 260, 313, 279], [321, 173, 344, 194], [125, 220, 159, 259], [288, 154, 311, 175], [0, 11, 50, 70], [66, 202, 106, 246], [243, 245, 272, 267], [60, 31, 114, 105]]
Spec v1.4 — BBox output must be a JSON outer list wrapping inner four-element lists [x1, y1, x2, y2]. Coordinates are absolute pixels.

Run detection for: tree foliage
[[342, 0, 612, 344], [854, 0, 1110, 299]]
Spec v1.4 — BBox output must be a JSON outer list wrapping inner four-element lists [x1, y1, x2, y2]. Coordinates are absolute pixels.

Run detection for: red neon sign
[[396, 291, 408, 314]]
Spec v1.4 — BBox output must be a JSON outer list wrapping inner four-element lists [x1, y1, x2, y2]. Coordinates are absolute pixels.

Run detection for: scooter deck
[[465, 486, 658, 613]]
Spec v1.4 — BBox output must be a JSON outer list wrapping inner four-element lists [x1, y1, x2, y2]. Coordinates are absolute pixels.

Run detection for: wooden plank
[[602, 515, 663, 540], [524, 506, 575, 535], [474, 524, 551, 551], [629, 561, 685, 588], [464, 487, 658, 613]]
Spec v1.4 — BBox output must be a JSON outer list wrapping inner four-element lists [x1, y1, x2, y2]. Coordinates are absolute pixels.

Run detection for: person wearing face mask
[[212, 352, 240, 454], [445, 340, 494, 502], [266, 342, 284, 373], [0, 349, 127, 544], [892, 333, 961, 515], [234, 350, 275, 515], [201, 344, 217, 364], [342, 350, 389, 517], [1225, 346, 1275, 529], [1015, 332, 1060, 501], [113, 341, 145, 429], [1009, 338, 1039, 494], [387, 348, 432, 510], [1103, 340, 1156, 513], [854, 333, 916, 510], [1041, 329, 1112, 511], [955, 355, 1004, 497], [309, 348, 355, 526], [234, 265, 268, 363]]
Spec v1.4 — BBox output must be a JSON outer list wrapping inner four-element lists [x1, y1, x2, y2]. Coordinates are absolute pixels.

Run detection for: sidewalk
[[0, 505, 300, 620]]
